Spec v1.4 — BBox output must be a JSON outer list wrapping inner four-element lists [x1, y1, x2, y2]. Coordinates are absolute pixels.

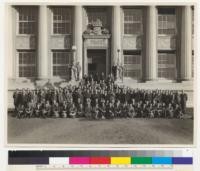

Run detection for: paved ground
[[7, 116, 193, 144]]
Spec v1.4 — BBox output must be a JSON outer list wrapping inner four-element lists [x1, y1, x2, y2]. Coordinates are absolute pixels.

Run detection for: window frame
[[123, 50, 142, 79], [157, 50, 177, 79], [16, 6, 37, 36], [51, 50, 72, 78], [17, 50, 37, 78], [123, 8, 143, 36], [51, 7, 72, 35], [157, 8, 177, 36]]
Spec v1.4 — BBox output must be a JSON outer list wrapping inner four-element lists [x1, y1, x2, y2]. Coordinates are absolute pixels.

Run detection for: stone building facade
[[5, 5, 194, 108]]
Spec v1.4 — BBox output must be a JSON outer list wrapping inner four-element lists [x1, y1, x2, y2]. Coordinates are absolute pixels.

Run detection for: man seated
[[60, 101, 68, 118], [99, 99, 106, 119], [25, 101, 34, 118], [166, 103, 174, 118], [114, 100, 122, 117], [52, 100, 60, 118], [92, 103, 99, 120], [136, 101, 143, 118], [68, 103, 77, 118], [142, 103, 149, 118], [174, 104, 183, 119], [128, 103, 136, 118], [44, 100, 51, 118], [149, 104, 155, 118], [162, 102, 167, 118], [106, 102, 115, 119], [17, 104, 25, 119], [34, 103, 41, 118], [157, 102, 163, 118], [76, 98, 84, 117], [84, 98, 92, 119]]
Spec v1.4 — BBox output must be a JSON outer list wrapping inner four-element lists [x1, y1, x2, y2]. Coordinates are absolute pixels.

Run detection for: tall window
[[158, 8, 176, 35], [52, 51, 72, 78], [18, 7, 37, 34], [52, 7, 72, 34], [158, 51, 176, 79], [157, 8, 176, 79], [123, 9, 143, 35], [18, 51, 36, 77], [87, 8, 107, 27], [123, 51, 142, 79]]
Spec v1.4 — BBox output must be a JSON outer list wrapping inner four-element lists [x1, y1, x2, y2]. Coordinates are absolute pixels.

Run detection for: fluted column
[[38, 5, 48, 79], [181, 6, 192, 81], [74, 6, 83, 79], [145, 6, 157, 81], [112, 6, 121, 66]]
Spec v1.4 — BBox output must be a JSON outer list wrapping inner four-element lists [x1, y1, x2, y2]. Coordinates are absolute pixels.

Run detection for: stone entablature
[[83, 34, 111, 48]]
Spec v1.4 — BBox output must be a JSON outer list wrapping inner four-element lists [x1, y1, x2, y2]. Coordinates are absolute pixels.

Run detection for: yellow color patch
[[111, 157, 131, 164]]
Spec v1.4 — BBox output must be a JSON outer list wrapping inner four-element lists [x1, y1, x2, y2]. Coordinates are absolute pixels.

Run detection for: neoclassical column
[[6, 5, 15, 79], [74, 6, 83, 78], [112, 6, 121, 66], [181, 6, 192, 81], [38, 5, 48, 79], [145, 6, 157, 81]]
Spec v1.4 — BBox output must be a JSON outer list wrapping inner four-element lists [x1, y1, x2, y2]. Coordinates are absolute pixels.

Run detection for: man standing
[[180, 90, 188, 114]]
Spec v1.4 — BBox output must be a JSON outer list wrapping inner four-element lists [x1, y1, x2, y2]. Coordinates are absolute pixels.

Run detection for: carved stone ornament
[[83, 19, 109, 35]]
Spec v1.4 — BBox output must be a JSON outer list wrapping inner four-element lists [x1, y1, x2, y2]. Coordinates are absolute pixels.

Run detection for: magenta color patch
[[69, 157, 90, 164]]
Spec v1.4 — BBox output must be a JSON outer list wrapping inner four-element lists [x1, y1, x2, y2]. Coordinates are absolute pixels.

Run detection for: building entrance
[[87, 49, 106, 76]]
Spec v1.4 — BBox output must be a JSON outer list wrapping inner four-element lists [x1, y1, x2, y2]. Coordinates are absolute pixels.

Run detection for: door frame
[[86, 49, 108, 76], [83, 41, 110, 77]]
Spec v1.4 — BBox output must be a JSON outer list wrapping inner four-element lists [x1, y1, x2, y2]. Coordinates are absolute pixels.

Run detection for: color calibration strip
[[9, 157, 193, 165]]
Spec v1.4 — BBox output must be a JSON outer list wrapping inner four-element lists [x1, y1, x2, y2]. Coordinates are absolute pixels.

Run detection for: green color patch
[[131, 157, 152, 164]]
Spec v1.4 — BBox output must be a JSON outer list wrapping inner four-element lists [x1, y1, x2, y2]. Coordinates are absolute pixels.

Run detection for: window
[[18, 7, 37, 34], [52, 51, 72, 78], [123, 51, 142, 79], [158, 51, 176, 79], [158, 8, 176, 35], [52, 7, 72, 34], [87, 8, 107, 27], [18, 51, 36, 77], [123, 9, 143, 35]]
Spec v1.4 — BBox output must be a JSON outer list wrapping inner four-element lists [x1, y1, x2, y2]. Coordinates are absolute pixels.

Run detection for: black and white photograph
[[6, 1, 195, 145]]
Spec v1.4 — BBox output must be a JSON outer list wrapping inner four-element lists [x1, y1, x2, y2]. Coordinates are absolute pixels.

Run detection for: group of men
[[12, 74, 188, 119]]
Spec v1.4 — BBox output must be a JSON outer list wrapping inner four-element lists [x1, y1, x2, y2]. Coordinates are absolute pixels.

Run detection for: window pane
[[158, 51, 176, 79], [123, 51, 142, 79], [18, 7, 37, 34], [52, 7, 72, 34], [123, 9, 143, 35], [18, 51, 36, 77], [52, 51, 72, 78], [158, 8, 176, 35]]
